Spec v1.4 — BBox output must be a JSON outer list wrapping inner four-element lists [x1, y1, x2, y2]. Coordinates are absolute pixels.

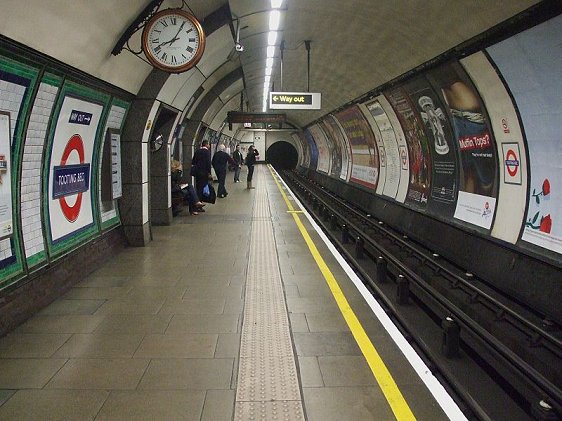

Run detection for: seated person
[[181, 183, 205, 215], [171, 160, 205, 215]]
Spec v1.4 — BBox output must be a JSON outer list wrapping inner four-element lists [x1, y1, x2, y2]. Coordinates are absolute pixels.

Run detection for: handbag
[[201, 182, 216, 204]]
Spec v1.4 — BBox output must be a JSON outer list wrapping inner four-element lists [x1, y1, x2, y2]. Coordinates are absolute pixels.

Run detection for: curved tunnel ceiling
[[0, 0, 540, 132]]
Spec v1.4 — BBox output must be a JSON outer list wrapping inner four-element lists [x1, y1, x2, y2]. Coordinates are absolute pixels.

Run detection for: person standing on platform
[[232, 145, 244, 183], [212, 144, 235, 198], [245, 145, 257, 189], [191, 139, 212, 201]]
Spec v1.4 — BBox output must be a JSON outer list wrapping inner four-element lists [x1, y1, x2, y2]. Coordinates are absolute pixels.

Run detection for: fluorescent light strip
[[269, 10, 280, 31], [267, 46, 275, 57], [268, 31, 277, 46], [271, 0, 283, 8]]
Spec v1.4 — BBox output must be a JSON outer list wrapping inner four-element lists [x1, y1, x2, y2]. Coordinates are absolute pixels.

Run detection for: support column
[[120, 69, 169, 246]]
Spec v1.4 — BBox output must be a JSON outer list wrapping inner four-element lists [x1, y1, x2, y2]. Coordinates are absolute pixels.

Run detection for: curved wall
[[300, 14, 562, 266]]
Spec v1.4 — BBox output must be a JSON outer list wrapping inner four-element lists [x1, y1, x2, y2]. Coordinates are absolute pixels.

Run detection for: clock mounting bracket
[[111, 0, 195, 58]]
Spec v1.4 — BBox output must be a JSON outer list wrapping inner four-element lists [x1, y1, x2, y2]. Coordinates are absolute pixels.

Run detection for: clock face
[[142, 9, 205, 73]]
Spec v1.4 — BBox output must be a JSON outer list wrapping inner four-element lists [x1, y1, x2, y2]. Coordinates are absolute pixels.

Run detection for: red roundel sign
[[505, 149, 519, 178], [59, 134, 85, 222]]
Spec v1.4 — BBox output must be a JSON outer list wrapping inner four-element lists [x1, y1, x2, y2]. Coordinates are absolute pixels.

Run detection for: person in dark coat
[[212, 144, 235, 198], [232, 144, 244, 183], [245, 145, 257, 189], [191, 139, 212, 201]]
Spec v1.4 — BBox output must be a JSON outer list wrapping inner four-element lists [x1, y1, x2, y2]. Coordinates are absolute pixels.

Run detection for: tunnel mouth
[[266, 141, 298, 170]]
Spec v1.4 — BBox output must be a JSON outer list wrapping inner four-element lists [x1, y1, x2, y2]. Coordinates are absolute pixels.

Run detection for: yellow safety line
[[269, 166, 416, 421]]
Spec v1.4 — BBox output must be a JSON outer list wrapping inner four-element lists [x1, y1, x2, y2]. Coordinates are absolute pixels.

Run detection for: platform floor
[[0, 166, 460, 420]]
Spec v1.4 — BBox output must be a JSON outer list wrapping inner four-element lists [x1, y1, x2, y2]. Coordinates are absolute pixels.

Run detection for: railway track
[[279, 169, 561, 421]]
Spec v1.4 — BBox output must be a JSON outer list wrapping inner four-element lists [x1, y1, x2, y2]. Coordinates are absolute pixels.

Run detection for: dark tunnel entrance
[[266, 141, 298, 170]]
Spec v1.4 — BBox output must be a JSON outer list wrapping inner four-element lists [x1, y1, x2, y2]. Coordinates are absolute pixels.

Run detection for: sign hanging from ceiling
[[269, 92, 321, 110]]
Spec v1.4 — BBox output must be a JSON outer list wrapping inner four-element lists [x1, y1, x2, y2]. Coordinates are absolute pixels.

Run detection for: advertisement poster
[[303, 129, 318, 170], [453, 191, 496, 229], [427, 62, 498, 228], [291, 133, 304, 167], [319, 117, 343, 179], [404, 76, 459, 217], [110, 132, 122, 199], [48, 96, 103, 242], [335, 105, 379, 189], [322, 115, 350, 181], [365, 99, 402, 199], [385, 87, 431, 209], [295, 132, 310, 168], [487, 14, 562, 253], [0, 113, 12, 239], [308, 124, 331, 174]]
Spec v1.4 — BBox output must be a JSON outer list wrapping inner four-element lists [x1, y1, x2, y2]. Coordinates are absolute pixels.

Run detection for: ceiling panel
[[170, 69, 207, 110], [196, 25, 236, 77], [210, 94, 242, 131], [220, 78, 244, 103], [228, 0, 538, 127], [202, 95, 226, 125]]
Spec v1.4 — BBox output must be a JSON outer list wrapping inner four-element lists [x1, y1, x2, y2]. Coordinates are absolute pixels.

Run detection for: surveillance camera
[[235, 43, 244, 52]]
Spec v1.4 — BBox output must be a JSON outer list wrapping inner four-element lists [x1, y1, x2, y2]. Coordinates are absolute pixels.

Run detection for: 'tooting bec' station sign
[[52, 110, 92, 202], [269, 92, 321, 110]]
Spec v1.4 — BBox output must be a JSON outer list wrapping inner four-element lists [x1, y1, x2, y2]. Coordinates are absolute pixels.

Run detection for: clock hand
[[154, 21, 185, 50], [168, 21, 185, 46]]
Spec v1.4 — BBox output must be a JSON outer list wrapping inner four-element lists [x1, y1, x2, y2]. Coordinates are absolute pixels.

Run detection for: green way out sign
[[269, 92, 321, 110]]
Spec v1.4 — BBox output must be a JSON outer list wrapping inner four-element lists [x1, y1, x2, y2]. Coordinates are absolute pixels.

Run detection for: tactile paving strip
[[234, 167, 306, 420], [235, 401, 305, 421]]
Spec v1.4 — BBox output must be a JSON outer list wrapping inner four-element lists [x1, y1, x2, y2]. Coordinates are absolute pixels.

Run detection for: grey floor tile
[[289, 313, 309, 332], [15, 315, 105, 334], [286, 297, 339, 314], [46, 358, 150, 390], [96, 390, 205, 421], [166, 314, 239, 334], [0, 333, 71, 358], [93, 314, 172, 334], [0, 389, 15, 406], [94, 297, 166, 315], [0, 359, 68, 388], [297, 356, 324, 387], [0, 389, 109, 421], [318, 356, 377, 386], [303, 386, 393, 421], [124, 286, 187, 301], [134, 333, 217, 358], [183, 284, 243, 299], [38, 299, 106, 316], [201, 389, 235, 421], [223, 296, 244, 314], [215, 333, 241, 358], [293, 332, 361, 357], [52, 333, 144, 358], [76, 275, 131, 288], [296, 283, 334, 298], [305, 312, 349, 332], [63, 286, 131, 300], [159, 298, 226, 315], [283, 284, 300, 297], [138, 358, 234, 390]]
